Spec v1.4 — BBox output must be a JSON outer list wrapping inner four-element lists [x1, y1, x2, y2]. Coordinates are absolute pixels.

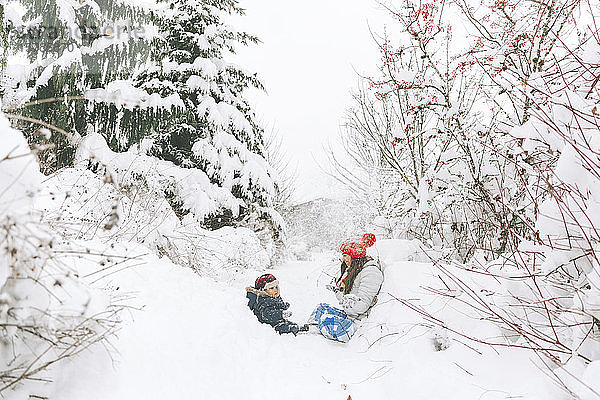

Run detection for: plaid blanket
[[308, 303, 356, 343]]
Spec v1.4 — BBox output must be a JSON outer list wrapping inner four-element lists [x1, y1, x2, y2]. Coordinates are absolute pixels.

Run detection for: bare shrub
[[370, 0, 600, 393], [0, 120, 131, 395]]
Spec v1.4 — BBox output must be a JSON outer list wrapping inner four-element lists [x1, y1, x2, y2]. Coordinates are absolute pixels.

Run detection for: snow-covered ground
[[42, 241, 565, 400]]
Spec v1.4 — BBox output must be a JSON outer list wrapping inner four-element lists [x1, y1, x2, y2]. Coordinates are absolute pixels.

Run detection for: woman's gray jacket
[[336, 260, 383, 319]]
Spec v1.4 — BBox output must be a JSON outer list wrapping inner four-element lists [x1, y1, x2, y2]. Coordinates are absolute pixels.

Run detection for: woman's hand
[[339, 293, 359, 308], [325, 284, 340, 293]]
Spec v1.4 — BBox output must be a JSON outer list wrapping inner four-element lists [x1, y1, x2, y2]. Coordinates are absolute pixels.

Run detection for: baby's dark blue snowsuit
[[246, 287, 300, 335]]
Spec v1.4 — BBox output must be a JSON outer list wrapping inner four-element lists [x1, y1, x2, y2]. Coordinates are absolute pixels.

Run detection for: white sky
[[229, 1, 392, 204]]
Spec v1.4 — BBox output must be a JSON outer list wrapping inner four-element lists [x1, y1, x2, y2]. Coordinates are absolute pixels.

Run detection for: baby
[[246, 273, 308, 335]]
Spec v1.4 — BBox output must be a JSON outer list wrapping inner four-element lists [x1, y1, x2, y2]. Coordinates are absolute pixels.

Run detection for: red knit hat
[[339, 233, 376, 258]]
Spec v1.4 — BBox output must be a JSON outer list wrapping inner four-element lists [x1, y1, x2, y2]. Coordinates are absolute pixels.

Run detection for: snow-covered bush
[[338, 0, 584, 262], [345, 0, 600, 393], [431, 0, 600, 374], [503, 20, 600, 377], [0, 112, 125, 395]]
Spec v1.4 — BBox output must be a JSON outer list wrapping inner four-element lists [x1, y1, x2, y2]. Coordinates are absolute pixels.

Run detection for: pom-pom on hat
[[255, 273, 279, 290], [339, 233, 376, 258]]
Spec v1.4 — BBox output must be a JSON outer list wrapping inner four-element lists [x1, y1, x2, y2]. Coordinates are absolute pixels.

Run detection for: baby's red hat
[[255, 273, 279, 290]]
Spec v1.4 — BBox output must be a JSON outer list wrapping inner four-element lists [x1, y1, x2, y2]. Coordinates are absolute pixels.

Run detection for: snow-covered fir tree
[[128, 0, 280, 231], [2, 0, 154, 173]]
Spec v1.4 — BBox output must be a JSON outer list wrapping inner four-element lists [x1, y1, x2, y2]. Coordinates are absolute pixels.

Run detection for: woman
[[308, 233, 383, 342], [333, 232, 383, 318]]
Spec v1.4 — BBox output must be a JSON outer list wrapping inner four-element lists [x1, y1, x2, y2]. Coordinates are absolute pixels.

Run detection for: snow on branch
[[85, 80, 184, 110]]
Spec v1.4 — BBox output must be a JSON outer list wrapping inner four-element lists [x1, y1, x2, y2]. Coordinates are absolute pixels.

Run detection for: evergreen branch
[[2, 96, 87, 112], [4, 114, 81, 146]]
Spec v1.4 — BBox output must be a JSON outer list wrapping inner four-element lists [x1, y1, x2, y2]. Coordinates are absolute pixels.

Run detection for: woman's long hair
[[336, 255, 372, 294]]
